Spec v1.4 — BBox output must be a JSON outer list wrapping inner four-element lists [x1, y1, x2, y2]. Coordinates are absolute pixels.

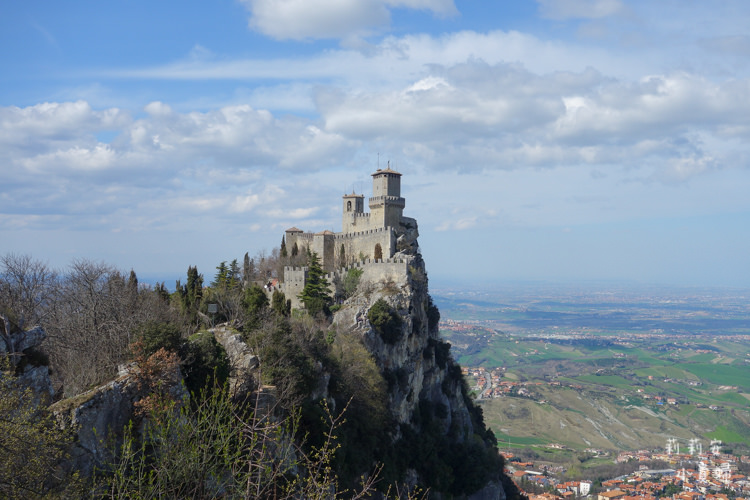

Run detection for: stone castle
[[281, 166, 419, 307]]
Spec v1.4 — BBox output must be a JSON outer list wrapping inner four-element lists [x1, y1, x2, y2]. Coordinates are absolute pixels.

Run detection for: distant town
[[434, 285, 750, 499], [505, 445, 750, 500]]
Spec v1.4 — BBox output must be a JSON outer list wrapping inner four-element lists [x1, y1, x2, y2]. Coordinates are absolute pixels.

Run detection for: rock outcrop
[[51, 361, 187, 477], [0, 323, 53, 401], [333, 225, 514, 499], [212, 326, 259, 400]]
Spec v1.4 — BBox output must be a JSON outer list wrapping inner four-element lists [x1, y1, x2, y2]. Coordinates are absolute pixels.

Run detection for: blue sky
[[2, 0, 750, 288]]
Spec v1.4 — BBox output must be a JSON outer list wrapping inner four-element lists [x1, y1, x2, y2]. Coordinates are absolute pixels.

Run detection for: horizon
[[3, 0, 750, 288]]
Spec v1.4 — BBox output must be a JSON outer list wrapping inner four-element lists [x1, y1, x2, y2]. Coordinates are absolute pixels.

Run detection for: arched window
[[347, 200, 352, 211]]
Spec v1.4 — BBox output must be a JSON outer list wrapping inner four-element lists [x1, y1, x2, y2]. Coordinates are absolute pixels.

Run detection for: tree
[[281, 236, 288, 258], [0, 253, 58, 330], [272, 290, 291, 317], [338, 243, 346, 268], [299, 253, 332, 317], [228, 259, 241, 289], [243, 283, 270, 330], [47, 260, 142, 395], [291, 242, 299, 257], [178, 266, 203, 326], [243, 252, 254, 286], [374, 243, 383, 261], [212, 261, 229, 288], [342, 268, 363, 300]]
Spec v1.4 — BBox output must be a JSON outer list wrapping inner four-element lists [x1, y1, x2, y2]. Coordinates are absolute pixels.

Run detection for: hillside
[[435, 285, 750, 462]]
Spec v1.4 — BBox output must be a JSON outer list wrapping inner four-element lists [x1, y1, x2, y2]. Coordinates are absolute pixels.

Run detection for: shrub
[[342, 268, 363, 299], [367, 298, 402, 344], [182, 332, 230, 396], [133, 322, 183, 358]]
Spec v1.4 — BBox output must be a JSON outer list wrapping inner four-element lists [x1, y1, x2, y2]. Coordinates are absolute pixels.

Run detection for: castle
[[281, 166, 419, 308]]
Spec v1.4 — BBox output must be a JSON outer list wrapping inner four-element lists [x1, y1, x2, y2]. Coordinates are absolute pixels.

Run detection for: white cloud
[[240, 0, 456, 40], [243, 0, 390, 40], [0, 101, 127, 146], [537, 0, 624, 20]]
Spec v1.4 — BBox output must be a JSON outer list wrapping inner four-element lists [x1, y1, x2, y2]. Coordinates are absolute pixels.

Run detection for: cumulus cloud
[[537, 0, 624, 20], [240, 0, 456, 40]]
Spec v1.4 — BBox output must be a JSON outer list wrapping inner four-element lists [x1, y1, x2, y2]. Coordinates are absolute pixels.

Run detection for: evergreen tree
[[212, 261, 228, 288], [179, 266, 203, 323], [228, 259, 241, 289], [280, 236, 288, 258], [243, 283, 269, 330], [271, 290, 291, 317], [298, 252, 331, 317], [243, 252, 253, 285], [291, 242, 299, 257], [338, 243, 346, 268], [128, 269, 138, 292]]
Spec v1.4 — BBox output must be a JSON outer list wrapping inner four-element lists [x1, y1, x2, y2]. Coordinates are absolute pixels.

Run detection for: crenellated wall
[[281, 257, 409, 309], [281, 167, 411, 308]]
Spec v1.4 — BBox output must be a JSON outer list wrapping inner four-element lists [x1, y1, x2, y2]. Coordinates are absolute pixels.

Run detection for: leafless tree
[[45, 259, 177, 396], [0, 253, 58, 330]]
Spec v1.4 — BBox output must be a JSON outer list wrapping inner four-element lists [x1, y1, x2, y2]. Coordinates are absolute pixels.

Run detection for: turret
[[369, 166, 405, 228], [342, 192, 365, 233]]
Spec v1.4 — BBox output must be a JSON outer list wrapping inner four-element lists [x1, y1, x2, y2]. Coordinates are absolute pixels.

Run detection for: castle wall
[[285, 231, 313, 257], [312, 233, 335, 272], [333, 227, 395, 267], [280, 167, 408, 309], [342, 211, 373, 233], [282, 257, 410, 310]]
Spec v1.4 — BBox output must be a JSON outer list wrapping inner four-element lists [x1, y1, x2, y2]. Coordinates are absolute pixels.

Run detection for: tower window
[[347, 200, 352, 211]]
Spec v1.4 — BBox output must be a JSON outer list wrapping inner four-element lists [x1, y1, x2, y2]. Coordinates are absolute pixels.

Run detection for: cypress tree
[[298, 252, 332, 317], [280, 236, 288, 258]]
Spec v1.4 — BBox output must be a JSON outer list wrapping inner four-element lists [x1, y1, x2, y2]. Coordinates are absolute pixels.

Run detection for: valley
[[434, 284, 750, 461]]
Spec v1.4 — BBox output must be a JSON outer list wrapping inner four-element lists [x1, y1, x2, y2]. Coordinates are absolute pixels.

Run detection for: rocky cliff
[[332, 237, 516, 498]]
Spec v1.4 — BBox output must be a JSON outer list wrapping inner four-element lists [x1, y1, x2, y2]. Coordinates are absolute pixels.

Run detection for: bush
[[367, 298, 402, 344], [426, 295, 440, 331], [134, 322, 183, 357], [342, 268, 363, 299], [182, 332, 230, 396]]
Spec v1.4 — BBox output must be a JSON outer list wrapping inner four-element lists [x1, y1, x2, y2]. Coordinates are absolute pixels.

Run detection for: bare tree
[[45, 259, 177, 396], [0, 253, 58, 330]]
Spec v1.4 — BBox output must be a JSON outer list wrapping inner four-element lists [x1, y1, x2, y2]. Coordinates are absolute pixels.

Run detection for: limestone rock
[[51, 364, 187, 478], [212, 326, 259, 399], [18, 363, 53, 402]]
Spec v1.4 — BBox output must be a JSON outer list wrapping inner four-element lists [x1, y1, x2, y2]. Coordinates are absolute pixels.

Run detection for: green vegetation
[[298, 252, 332, 317], [341, 267, 363, 299], [368, 298, 403, 344], [0, 251, 521, 498]]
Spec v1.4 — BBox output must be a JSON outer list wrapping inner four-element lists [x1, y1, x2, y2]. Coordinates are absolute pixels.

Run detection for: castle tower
[[369, 166, 405, 228], [342, 192, 365, 233]]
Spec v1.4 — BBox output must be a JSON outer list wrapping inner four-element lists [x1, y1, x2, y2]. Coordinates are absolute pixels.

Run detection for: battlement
[[334, 226, 391, 239], [279, 166, 414, 308], [368, 195, 405, 207]]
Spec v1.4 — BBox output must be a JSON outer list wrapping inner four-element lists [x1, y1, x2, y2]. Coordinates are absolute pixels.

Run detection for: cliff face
[[333, 235, 513, 498], [335, 253, 471, 432]]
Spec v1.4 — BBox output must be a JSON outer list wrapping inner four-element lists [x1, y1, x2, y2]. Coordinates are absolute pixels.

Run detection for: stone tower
[[342, 192, 365, 234], [369, 166, 405, 229]]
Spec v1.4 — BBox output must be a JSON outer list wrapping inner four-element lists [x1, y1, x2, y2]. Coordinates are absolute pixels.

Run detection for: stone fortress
[[281, 165, 420, 308]]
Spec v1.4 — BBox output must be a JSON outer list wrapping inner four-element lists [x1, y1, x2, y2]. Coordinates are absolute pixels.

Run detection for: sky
[[2, 0, 750, 289]]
